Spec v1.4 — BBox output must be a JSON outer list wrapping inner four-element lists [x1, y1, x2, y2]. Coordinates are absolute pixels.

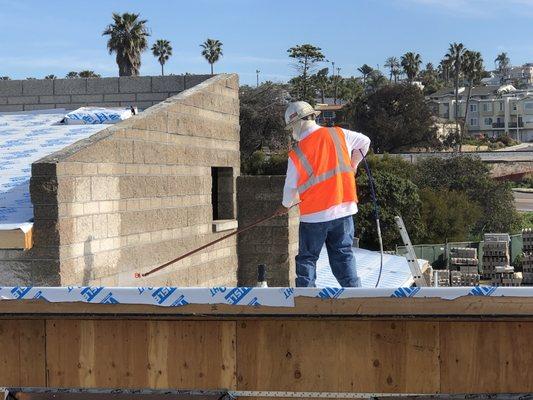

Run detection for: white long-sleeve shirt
[[282, 124, 371, 223]]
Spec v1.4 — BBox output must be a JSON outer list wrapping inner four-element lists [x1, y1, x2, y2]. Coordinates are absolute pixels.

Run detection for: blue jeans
[[295, 215, 360, 287]]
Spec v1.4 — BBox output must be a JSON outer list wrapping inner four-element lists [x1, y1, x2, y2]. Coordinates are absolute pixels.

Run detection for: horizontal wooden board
[[0, 226, 33, 249], [3, 296, 533, 317], [236, 320, 440, 393]]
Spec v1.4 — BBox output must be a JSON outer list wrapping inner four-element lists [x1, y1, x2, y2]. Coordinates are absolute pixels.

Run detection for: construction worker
[[276, 101, 370, 287]]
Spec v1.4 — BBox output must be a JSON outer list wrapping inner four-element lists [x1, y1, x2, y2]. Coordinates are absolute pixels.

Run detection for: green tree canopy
[[418, 188, 481, 243], [357, 170, 422, 250], [347, 84, 439, 153], [413, 156, 521, 236], [400, 52, 422, 82], [287, 43, 325, 103], [239, 82, 290, 158]]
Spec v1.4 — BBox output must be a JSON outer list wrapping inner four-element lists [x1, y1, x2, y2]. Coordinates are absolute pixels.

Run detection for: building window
[[512, 102, 517, 111], [482, 103, 492, 112], [499, 102, 504, 111], [484, 117, 493, 126], [524, 102, 533, 110], [470, 104, 477, 112], [469, 118, 478, 126], [211, 167, 235, 221]]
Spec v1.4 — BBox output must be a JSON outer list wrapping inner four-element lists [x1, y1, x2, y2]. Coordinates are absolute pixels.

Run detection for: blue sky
[[1, 0, 532, 85]]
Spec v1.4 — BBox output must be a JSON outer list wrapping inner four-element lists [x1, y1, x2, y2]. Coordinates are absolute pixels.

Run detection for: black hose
[[359, 149, 384, 288]]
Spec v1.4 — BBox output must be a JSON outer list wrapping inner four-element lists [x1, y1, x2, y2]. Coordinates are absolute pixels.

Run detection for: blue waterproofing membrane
[[0, 110, 106, 231]]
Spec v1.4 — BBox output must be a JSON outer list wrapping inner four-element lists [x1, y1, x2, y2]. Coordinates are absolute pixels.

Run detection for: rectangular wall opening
[[211, 167, 235, 221]]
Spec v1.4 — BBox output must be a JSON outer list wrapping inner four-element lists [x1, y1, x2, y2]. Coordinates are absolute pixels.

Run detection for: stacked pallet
[[482, 233, 510, 280], [449, 247, 479, 286], [523, 229, 533, 284]]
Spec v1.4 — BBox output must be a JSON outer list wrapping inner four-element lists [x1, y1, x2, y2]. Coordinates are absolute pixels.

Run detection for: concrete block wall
[[237, 176, 298, 287], [0, 75, 212, 112], [9, 74, 241, 287]]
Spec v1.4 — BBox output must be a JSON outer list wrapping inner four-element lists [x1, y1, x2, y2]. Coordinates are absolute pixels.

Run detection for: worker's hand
[[274, 205, 290, 216]]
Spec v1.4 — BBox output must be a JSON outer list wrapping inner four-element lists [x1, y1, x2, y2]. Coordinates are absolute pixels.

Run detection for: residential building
[[315, 98, 347, 126], [428, 85, 533, 142]]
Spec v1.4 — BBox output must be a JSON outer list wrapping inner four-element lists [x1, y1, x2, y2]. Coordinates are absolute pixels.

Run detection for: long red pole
[[134, 204, 298, 278]]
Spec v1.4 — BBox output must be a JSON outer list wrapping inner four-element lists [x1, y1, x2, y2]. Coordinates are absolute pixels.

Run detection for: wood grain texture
[[46, 320, 236, 389], [440, 321, 533, 393], [0, 319, 46, 386], [236, 320, 439, 393]]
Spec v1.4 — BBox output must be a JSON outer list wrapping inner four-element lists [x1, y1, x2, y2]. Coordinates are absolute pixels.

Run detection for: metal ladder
[[394, 216, 429, 287]]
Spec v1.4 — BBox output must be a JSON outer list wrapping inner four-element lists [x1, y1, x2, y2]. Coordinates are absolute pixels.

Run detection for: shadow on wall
[[83, 236, 94, 286]]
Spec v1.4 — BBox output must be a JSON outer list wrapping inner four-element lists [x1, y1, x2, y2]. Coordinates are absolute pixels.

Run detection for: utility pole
[[334, 67, 341, 105], [256, 69, 260, 88]]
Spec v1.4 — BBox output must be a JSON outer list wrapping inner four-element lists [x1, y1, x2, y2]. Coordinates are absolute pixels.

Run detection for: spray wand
[[359, 149, 384, 288]]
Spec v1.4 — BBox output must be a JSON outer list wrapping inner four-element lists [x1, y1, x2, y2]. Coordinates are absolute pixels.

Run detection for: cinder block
[[0, 80, 23, 96], [0, 104, 23, 112], [24, 104, 54, 111], [8, 96, 37, 104], [70, 94, 104, 103], [152, 75, 185, 92], [23, 79, 53, 95], [136, 92, 171, 102], [185, 74, 212, 89], [54, 79, 86, 95], [103, 93, 136, 102], [87, 77, 119, 94], [119, 76, 151, 93], [39, 95, 71, 104], [0, 97, 6, 104]]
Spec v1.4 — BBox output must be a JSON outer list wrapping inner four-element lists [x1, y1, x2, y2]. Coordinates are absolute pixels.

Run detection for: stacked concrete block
[[237, 176, 298, 287], [0, 75, 211, 112], [491, 267, 522, 287], [482, 233, 510, 279], [449, 247, 479, 285], [434, 270, 450, 287], [2, 74, 241, 287], [521, 229, 533, 284]]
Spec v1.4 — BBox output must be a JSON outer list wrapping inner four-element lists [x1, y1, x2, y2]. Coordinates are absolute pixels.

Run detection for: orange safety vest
[[288, 126, 357, 216]]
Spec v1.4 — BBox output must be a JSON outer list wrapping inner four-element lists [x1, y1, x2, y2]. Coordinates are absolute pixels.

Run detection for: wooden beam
[[0, 226, 33, 250]]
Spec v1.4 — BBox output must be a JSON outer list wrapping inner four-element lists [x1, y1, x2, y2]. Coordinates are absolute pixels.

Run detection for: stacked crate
[[482, 233, 510, 280], [449, 247, 479, 286], [522, 229, 533, 284]]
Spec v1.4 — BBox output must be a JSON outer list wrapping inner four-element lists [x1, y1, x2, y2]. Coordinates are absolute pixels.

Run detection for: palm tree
[[384, 57, 400, 82], [103, 12, 150, 76], [151, 39, 173, 76], [79, 70, 101, 78], [461, 50, 484, 151], [200, 38, 223, 75], [439, 57, 453, 85], [357, 64, 373, 86], [367, 70, 387, 92], [65, 71, 79, 79], [446, 42, 466, 135], [495, 52, 510, 80], [400, 52, 422, 83]]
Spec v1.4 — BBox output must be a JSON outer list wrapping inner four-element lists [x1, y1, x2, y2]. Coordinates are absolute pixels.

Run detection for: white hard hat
[[284, 101, 321, 126]]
